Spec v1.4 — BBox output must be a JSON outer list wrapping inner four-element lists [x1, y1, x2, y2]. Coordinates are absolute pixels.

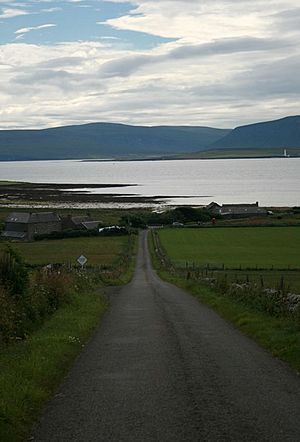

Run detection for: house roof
[[220, 206, 267, 215], [71, 216, 90, 225], [6, 212, 60, 224], [82, 221, 100, 230], [206, 202, 221, 210], [206, 201, 267, 216], [222, 203, 258, 208]]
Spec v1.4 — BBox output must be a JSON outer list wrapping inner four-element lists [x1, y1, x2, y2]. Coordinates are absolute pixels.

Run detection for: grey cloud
[[184, 55, 300, 104], [9, 64, 106, 95], [13, 69, 78, 87], [37, 56, 86, 68], [99, 36, 293, 78], [234, 56, 300, 97], [270, 7, 300, 32]]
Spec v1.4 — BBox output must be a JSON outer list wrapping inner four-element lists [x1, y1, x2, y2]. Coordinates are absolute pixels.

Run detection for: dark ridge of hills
[[0, 123, 229, 161], [209, 116, 300, 150]]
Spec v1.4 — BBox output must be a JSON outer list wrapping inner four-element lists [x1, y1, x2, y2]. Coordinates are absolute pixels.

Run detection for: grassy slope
[[149, 232, 300, 372], [0, 291, 107, 442], [159, 227, 300, 268]]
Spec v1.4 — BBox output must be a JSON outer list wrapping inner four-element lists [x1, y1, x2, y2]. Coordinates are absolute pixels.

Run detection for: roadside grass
[[0, 236, 128, 266], [159, 227, 300, 269], [0, 290, 107, 442], [99, 233, 138, 286], [115, 233, 138, 285], [149, 232, 300, 372]]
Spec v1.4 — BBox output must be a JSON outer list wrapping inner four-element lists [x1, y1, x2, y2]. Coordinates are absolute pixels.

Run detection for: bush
[[0, 246, 29, 298], [0, 246, 76, 343], [122, 207, 213, 227], [34, 228, 99, 241], [30, 270, 73, 312], [0, 286, 17, 343]]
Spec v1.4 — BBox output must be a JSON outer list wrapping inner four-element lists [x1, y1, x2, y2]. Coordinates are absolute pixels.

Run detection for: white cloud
[[0, 0, 300, 128], [41, 7, 62, 13], [0, 7, 29, 19], [104, 0, 300, 47], [15, 23, 56, 35]]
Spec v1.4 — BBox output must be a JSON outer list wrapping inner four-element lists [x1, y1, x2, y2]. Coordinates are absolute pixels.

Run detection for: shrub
[[0, 286, 17, 343], [30, 269, 73, 313], [0, 246, 76, 343], [0, 246, 29, 298]]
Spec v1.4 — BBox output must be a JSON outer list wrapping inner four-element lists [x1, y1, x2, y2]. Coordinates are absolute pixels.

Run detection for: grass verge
[[98, 233, 138, 286], [0, 291, 107, 442], [149, 231, 300, 373]]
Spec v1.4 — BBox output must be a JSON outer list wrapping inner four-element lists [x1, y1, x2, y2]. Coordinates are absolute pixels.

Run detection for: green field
[[158, 227, 300, 269], [0, 236, 128, 266]]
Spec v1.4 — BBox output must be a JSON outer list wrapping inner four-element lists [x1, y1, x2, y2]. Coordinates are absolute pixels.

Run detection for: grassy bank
[[0, 290, 107, 442], [149, 230, 300, 372]]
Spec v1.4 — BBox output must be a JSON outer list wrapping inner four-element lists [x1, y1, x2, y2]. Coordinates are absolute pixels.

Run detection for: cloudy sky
[[0, 0, 299, 129]]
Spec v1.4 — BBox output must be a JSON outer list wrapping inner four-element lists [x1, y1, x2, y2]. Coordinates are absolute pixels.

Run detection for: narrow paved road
[[33, 231, 300, 442]]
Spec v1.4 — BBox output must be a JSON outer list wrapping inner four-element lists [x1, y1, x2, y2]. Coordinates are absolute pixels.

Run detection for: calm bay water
[[0, 158, 299, 207]]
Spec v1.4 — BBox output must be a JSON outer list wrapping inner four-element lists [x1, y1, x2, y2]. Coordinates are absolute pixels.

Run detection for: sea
[[0, 157, 299, 208]]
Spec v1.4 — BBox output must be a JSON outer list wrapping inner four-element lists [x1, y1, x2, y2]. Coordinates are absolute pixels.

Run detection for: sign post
[[77, 255, 88, 269]]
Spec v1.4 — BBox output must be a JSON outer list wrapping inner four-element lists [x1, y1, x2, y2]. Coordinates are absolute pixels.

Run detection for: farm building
[[207, 202, 268, 218], [61, 215, 101, 231], [1, 212, 62, 240]]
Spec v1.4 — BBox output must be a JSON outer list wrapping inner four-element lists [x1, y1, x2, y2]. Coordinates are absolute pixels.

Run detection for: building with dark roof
[[1, 212, 62, 240], [206, 202, 268, 218], [61, 215, 101, 231]]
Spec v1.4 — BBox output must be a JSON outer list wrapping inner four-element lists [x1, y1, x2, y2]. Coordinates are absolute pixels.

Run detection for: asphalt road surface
[[32, 231, 300, 442]]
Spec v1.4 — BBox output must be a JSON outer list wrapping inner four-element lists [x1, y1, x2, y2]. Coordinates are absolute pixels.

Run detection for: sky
[[0, 0, 299, 129]]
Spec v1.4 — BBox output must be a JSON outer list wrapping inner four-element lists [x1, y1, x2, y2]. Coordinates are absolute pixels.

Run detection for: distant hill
[[0, 123, 229, 161], [210, 116, 300, 150]]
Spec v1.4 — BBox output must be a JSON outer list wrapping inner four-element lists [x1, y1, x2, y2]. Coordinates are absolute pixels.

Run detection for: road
[[32, 231, 300, 442]]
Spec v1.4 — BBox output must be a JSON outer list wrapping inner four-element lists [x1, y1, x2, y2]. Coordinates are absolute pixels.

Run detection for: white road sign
[[77, 255, 88, 267]]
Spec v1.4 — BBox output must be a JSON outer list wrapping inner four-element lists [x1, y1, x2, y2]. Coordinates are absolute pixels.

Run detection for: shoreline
[[0, 181, 298, 210], [0, 154, 300, 164], [0, 181, 210, 209]]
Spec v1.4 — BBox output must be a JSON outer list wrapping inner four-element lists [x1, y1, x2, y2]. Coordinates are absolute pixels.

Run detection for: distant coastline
[[1, 148, 300, 163]]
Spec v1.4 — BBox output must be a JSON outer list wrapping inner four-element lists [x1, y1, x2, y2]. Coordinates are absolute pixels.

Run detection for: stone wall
[[27, 221, 62, 240]]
